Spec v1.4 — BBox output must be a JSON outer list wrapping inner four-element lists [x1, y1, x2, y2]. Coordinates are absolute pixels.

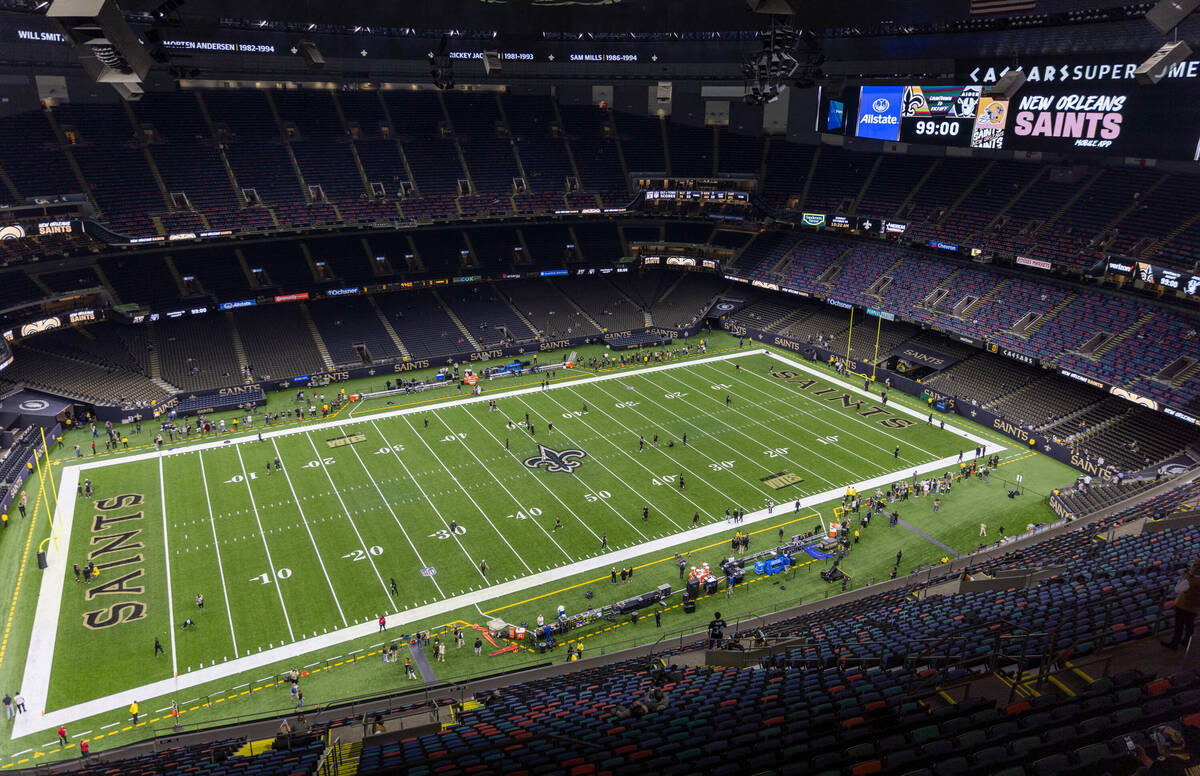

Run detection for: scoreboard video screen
[[853, 84, 1011, 148], [898, 85, 983, 146], [852, 83, 1010, 149], [837, 68, 1200, 161]]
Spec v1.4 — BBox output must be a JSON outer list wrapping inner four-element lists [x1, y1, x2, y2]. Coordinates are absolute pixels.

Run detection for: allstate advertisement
[[856, 86, 903, 141]]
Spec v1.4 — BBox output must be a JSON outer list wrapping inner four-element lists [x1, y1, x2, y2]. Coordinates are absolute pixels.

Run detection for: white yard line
[[490, 395, 668, 542], [586, 379, 794, 492], [459, 404, 606, 543], [13, 350, 1006, 739], [197, 450, 239, 659], [435, 409, 575, 561], [650, 368, 864, 484], [232, 445, 295, 644], [265, 438, 349, 628], [567, 395, 753, 510], [709, 361, 942, 461], [159, 457, 179, 678], [686, 362, 920, 471], [761, 350, 996, 451], [342, 438, 447, 598], [399, 414, 534, 575], [367, 418, 487, 584], [63, 352, 747, 475], [300, 432, 393, 612], [12, 441, 992, 738], [530, 390, 715, 530], [15, 464, 77, 742]]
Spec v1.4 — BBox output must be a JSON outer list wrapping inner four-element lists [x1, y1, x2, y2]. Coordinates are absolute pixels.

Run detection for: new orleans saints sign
[[523, 444, 587, 474]]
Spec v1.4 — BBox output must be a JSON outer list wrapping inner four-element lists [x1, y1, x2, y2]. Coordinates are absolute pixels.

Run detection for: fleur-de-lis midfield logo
[[523, 444, 587, 474]]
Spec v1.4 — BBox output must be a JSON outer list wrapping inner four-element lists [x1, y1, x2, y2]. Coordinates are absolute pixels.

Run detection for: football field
[[17, 348, 999, 732]]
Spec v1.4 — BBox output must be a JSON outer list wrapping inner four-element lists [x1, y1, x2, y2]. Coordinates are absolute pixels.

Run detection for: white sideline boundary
[[13, 349, 1004, 738]]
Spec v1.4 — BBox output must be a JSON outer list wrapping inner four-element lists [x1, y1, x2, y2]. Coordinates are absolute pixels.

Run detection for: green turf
[[0, 334, 1080, 765], [47, 350, 973, 704]]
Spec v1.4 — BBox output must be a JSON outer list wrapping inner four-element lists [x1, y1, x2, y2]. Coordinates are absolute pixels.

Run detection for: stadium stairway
[[329, 740, 363, 776], [849, 154, 883, 214], [892, 158, 941, 219], [552, 279, 604, 332], [431, 288, 483, 351], [1174, 359, 1200, 388], [367, 295, 413, 361], [967, 166, 1049, 244], [768, 239, 801, 275], [224, 311, 252, 379], [960, 277, 1009, 320], [1016, 291, 1077, 340], [492, 283, 541, 334], [1088, 309, 1155, 362], [645, 272, 695, 326], [299, 302, 337, 370], [600, 275, 648, 321], [1143, 205, 1200, 258], [233, 738, 277, 757], [1032, 168, 1104, 241]]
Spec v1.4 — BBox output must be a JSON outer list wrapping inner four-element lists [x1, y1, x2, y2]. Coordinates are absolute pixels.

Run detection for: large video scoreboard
[[819, 56, 1200, 161]]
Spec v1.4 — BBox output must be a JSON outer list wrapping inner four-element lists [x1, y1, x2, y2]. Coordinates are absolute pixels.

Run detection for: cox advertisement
[[856, 86, 903, 141]]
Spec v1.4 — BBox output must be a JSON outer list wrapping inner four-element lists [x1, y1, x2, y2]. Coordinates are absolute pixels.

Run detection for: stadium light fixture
[[296, 39, 325, 69], [49, 0, 152, 100], [743, 15, 823, 105], [1135, 40, 1193, 84], [1146, 0, 1200, 34], [429, 35, 455, 90]]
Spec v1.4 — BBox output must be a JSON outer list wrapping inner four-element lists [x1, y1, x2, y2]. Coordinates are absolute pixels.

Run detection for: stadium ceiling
[[114, 0, 905, 34]]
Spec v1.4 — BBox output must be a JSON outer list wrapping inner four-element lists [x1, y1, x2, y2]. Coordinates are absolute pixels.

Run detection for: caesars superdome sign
[[949, 55, 1200, 160]]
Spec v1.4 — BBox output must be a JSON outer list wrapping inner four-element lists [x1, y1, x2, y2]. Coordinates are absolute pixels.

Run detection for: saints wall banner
[[711, 298, 747, 317], [889, 344, 960, 371]]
